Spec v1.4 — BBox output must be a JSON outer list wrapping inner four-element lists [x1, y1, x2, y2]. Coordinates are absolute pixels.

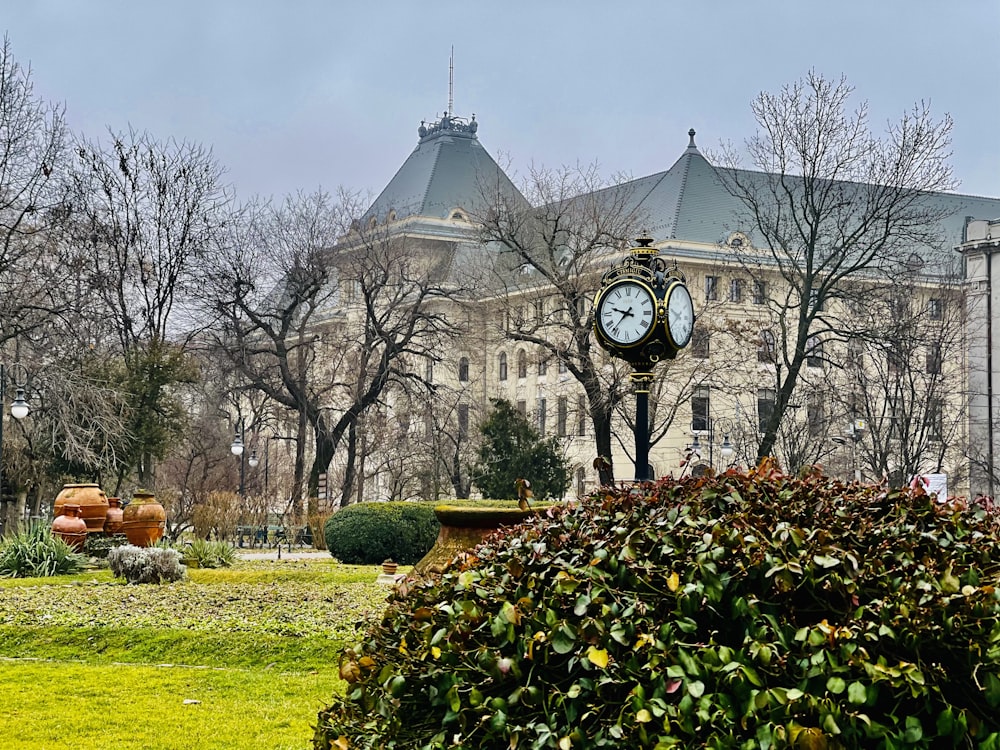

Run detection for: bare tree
[[838, 267, 966, 486], [0, 36, 71, 346], [474, 163, 645, 485], [715, 71, 956, 463], [205, 190, 459, 515], [69, 127, 230, 489]]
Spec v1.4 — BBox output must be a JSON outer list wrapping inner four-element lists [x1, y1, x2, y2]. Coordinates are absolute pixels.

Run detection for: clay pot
[[104, 497, 124, 535], [54, 483, 109, 533], [382, 559, 399, 575], [121, 489, 166, 547], [52, 503, 87, 551]]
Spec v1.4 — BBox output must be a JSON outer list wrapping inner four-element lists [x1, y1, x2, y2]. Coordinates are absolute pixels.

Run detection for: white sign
[[911, 473, 948, 501]]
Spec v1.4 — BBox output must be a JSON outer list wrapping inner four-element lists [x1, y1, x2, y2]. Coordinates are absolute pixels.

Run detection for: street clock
[[592, 236, 693, 366], [591, 235, 694, 483]]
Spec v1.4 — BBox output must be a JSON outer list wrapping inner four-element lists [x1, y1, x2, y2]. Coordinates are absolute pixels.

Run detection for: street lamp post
[[690, 416, 736, 472], [832, 419, 865, 482], [230, 421, 246, 499], [0, 363, 31, 534]]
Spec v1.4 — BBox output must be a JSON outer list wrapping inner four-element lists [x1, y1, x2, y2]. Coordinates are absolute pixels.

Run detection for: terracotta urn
[[51, 503, 87, 551], [54, 483, 109, 533], [104, 497, 124, 535], [121, 489, 166, 547], [381, 559, 399, 575]]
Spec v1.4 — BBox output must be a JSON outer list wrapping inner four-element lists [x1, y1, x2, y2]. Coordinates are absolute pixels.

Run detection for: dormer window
[[727, 232, 749, 249], [449, 209, 467, 222]]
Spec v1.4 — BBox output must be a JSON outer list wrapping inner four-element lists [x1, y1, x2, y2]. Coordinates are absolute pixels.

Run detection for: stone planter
[[411, 505, 544, 576], [54, 483, 109, 533]]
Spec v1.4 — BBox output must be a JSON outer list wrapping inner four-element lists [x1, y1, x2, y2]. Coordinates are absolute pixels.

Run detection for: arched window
[[458, 356, 469, 383], [517, 350, 527, 379], [758, 330, 777, 363], [498, 353, 508, 381]]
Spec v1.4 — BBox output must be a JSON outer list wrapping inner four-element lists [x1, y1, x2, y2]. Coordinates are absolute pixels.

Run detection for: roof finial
[[688, 129, 697, 148], [448, 46, 454, 116]]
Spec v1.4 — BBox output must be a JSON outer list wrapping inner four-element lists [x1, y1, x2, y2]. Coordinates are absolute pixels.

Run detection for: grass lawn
[[0, 557, 391, 749]]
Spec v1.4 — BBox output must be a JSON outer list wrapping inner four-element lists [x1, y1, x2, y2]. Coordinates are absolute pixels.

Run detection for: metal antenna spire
[[448, 46, 454, 114]]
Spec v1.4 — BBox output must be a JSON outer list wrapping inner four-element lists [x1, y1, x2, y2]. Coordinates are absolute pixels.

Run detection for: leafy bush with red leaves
[[315, 461, 1000, 749]]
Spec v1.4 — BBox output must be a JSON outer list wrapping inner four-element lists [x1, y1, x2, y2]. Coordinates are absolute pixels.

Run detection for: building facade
[[312, 111, 1000, 503]]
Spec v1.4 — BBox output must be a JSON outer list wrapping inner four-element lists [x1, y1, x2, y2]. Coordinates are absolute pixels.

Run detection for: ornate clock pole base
[[631, 364, 656, 482]]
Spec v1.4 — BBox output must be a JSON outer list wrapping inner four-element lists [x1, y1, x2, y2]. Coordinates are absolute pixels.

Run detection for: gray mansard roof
[[365, 115, 1000, 263], [363, 113, 528, 223]]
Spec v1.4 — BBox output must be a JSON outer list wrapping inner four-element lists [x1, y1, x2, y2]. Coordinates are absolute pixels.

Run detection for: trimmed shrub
[[0, 522, 87, 578], [324, 502, 439, 565], [108, 544, 185, 584], [315, 461, 1000, 749]]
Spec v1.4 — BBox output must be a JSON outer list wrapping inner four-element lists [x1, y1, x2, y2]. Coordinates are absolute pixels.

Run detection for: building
[[312, 109, 1000, 502], [958, 219, 1000, 498]]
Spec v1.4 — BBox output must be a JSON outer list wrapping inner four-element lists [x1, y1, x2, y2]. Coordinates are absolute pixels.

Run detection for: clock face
[[596, 280, 656, 346], [665, 282, 694, 348]]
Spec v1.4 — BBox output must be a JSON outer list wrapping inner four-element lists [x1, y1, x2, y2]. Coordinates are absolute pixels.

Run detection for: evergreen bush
[[324, 502, 439, 565], [182, 538, 237, 568], [108, 544, 185, 584], [0, 523, 87, 578], [84, 532, 128, 559], [315, 461, 1000, 749]]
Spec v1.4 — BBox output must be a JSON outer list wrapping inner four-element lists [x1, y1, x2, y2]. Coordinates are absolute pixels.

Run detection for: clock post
[[592, 235, 694, 483]]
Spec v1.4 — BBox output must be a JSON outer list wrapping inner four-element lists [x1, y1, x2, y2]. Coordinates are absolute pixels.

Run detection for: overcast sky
[[4, 1, 999, 203]]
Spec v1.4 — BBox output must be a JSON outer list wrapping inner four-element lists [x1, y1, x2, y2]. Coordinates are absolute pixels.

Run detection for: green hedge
[[324, 502, 440, 565], [316, 465, 1000, 748]]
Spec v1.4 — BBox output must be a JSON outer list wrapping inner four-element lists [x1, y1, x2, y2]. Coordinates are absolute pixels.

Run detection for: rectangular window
[[537, 398, 547, 437], [806, 336, 823, 368], [809, 288, 824, 312], [691, 328, 710, 359], [577, 395, 587, 436], [752, 279, 766, 305], [887, 348, 903, 375], [516, 400, 527, 418], [758, 330, 776, 363], [928, 399, 943, 441], [457, 403, 469, 441], [758, 388, 775, 432], [705, 275, 718, 301], [559, 358, 568, 374], [534, 298, 545, 324], [928, 298, 943, 320], [691, 386, 710, 433], [557, 396, 568, 437], [807, 402, 823, 437], [889, 403, 901, 440], [538, 356, 547, 376], [846, 337, 863, 368], [729, 278, 743, 303], [926, 345, 942, 375]]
